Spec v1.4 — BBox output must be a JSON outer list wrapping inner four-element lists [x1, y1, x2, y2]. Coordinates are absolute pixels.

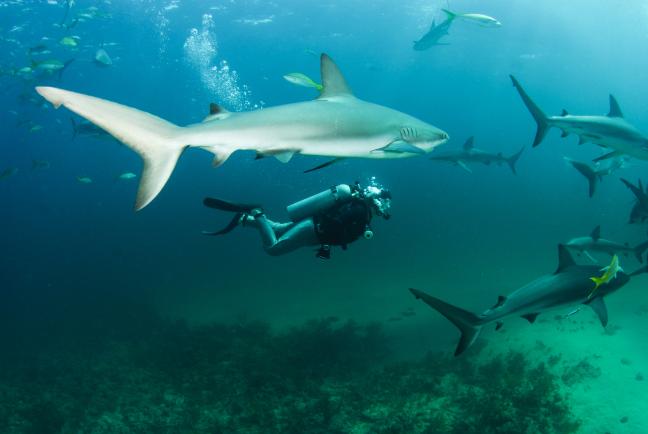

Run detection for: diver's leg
[[256, 217, 319, 256], [241, 215, 293, 235]]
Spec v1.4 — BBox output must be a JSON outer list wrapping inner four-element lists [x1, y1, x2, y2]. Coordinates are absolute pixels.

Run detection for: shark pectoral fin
[[456, 160, 472, 173], [304, 157, 344, 173], [593, 150, 624, 163], [586, 297, 608, 327], [521, 313, 539, 324], [374, 141, 426, 155]]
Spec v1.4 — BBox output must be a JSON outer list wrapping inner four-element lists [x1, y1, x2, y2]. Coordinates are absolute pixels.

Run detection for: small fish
[[94, 48, 112, 67], [589, 255, 622, 299], [0, 167, 18, 180], [283, 72, 323, 91], [117, 172, 137, 180], [28, 44, 51, 56], [76, 176, 93, 184], [442, 9, 502, 27], [29, 124, 43, 132], [59, 36, 78, 48], [562, 307, 582, 319], [32, 160, 51, 170], [303, 48, 318, 57]]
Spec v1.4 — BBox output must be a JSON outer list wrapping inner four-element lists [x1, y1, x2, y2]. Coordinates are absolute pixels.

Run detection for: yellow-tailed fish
[[282, 72, 323, 91], [589, 255, 622, 299]]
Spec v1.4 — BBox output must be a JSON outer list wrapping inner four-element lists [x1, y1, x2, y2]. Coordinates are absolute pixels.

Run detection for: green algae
[[0, 307, 579, 434]]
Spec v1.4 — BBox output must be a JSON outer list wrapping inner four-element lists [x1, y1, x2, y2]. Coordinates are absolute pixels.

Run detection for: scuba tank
[[287, 184, 354, 222]]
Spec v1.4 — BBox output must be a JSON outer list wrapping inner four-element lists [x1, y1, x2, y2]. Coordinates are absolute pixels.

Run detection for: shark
[[620, 178, 648, 224], [565, 156, 627, 198], [510, 75, 648, 162], [36, 54, 449, 210], [413, 11, 455, 50], [409, 245, 643, 356], [429, 136, 524, 174], [565, 225, 648, 263]]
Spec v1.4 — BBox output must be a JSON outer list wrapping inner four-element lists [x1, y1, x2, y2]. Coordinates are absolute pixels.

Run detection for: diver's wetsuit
[[249, 198, 371, 256]]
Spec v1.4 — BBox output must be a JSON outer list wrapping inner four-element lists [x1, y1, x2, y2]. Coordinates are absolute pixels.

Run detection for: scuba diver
[[202, 179, 392, 258]]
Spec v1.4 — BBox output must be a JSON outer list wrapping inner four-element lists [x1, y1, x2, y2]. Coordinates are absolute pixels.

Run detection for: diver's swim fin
[[202, 213, 243, 236], [203, 197, 261, 213]]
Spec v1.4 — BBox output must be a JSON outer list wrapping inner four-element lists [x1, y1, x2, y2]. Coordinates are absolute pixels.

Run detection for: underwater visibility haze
[[2, 0, 648, 432]]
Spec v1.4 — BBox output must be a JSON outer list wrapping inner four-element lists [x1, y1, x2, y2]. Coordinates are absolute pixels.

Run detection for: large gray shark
[[410, 245, 641, 356], [565, 225, 648, 263], [566, 156, 627, 198], [35, 54, 449, 210], [413, 11, 455, 50], [621, 178, 648, 223], [510, 75, 648, 161], [429, 136, 524, 174]]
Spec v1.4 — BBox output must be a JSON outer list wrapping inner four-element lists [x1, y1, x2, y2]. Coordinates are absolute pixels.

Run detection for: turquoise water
[[2, 0, 648, 432]]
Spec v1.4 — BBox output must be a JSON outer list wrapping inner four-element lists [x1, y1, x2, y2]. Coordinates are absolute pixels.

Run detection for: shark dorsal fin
[[607, 95, 623, 118], [586, 297, 608, 327], [492, 295, 506, 309], [319, 53, 353, 99], [203, 103, 231, 122], [209, 103, 229, 115], [463, 136, 475, 151], [590, 225, 601, 241], [556, 244, 577, 274], [561, 109, 569, 116]]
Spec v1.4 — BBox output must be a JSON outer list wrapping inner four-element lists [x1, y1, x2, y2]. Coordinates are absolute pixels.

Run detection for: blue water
[[2, 1, 648, 432]]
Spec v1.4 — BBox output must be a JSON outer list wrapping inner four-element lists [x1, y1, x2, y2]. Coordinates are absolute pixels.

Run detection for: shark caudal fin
[[36, 86, 187, 211], [569, 160, 598, 198], [634, 241, 648, 263], [441, 9, 459, 21], [409, 288, 483, 356], [506, 147, 524, 175], [510, 75, 550, 147]]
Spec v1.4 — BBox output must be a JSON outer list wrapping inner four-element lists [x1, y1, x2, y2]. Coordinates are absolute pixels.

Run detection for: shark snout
[[428, 130, 450, 148]]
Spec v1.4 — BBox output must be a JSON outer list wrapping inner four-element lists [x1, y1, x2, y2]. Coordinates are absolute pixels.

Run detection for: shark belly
[[492, 272, 594, 321], [555, 117, 648, 159]]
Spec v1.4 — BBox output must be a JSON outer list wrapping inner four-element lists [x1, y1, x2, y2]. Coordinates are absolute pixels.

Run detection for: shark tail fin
[[569, 160, 598, 198], [36, 86, 187, 211], [506, 147, 524, 175], [409, 288, 483, 356], [57, 59, 75, 80], [70, 117, 78, 140], [441, 9, 458, 20], [510, 75, 550, 147], [630, 254, 648, 276], [634, 241, 648, 263]]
